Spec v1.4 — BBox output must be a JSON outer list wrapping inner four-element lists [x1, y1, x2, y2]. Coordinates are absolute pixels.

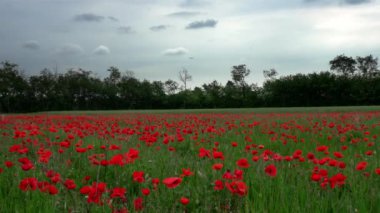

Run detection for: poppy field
[[0, 110, 379, 212]]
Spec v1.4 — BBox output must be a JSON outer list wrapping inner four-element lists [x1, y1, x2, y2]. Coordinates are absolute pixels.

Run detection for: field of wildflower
[[0, 108, 379, 212]]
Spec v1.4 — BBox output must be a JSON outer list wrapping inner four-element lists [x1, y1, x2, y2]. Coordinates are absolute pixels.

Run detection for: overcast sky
[[1, 0, 380, 86]]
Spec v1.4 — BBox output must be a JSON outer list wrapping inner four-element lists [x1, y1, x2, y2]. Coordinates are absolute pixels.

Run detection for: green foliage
[[1, 54, 380, 113]]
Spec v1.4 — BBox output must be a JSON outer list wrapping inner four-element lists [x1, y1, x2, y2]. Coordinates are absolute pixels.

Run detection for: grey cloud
[[56, 43, 84, 56], [180, 0, 210, 7], [93, 45, 110, 55], [167, 11, 202, 18], [150, 25, 169, 32], [108, 16, 119, 22], [118, 26, 134, 34], [74, 13, 105, 22], [344, 0, 371, 4], [186, 19, 217, 29], [162, 47, 189, 56], [22, 40, 40, 50], [305, 0, 371, 5]]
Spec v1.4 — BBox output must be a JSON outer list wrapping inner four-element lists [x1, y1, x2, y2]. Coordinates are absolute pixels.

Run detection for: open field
[[36, 105, 380, 114], [1, 107, 379, 212]]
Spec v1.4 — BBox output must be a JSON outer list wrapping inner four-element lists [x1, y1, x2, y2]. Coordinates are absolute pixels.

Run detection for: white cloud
[[162, 47, 189, 56], [93, 45, 111, 55]]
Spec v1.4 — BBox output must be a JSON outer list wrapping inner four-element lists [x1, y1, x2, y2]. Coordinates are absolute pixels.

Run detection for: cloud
[[344, 0, 371, 4], [167, 11, 202, 18], [108, 16, 119, 22], [162, 47, 189, 56], [186, 19, 217, 29], [74, 13, 105, 22], [150, 25, 169, 32], [180, 0, 210, 7], [22, 40, 40, 50], [56, 43, 84, 55], [118, 26, 134, 34], [93, 45, 110, 55], [305, 0, 371, 5]]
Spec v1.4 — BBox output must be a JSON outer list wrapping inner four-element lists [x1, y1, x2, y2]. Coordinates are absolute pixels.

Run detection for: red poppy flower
[[213, 151, 224, 160], [180, 197, 190, 205], [21, 163, 34, 171], [142, 188, 150, 196], [226, 181, 247, 196], [80, 182, 107, 204], [134, 197, 143, 211], [80, 186, 92, 195], [222, 170, 233, 180], [198, 148, 211, 158], [319, 169, 328, 177], [48, 185, 58, 195], [181, 168, 193, 177], [375, 168, 380, 175], [307, 153, 315, 160], [264, 164, 277, 177], [236, 158, 250, 168], [212, 163, 223, 171], [5, 161, 13, 168], [233, 169, 244, 180], [338, 162, 346, 169], [19, 177, 38, 191], [252, 156, 260, 162], [356, 161, 368, 171], [333, 152, 344, 158], [329, 173, 346, 189], [316, 145, 328, 152], [214, 179, 224, 191], [132, 171, 145, 183], [162, 177, 182, 189], [64, 179, 76, 190], [311, 173, 322, 182], [110, 187, 127, 200], [151, 178, 160, 190]]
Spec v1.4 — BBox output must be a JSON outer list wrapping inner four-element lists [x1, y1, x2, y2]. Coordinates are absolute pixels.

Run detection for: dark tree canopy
[[231, 64, 250, 85], [356, 55, 379, 77], [329, 54, 357, 76]]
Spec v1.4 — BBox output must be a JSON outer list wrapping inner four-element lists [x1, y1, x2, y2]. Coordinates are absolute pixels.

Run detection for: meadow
[[0, 107, 379, 212]]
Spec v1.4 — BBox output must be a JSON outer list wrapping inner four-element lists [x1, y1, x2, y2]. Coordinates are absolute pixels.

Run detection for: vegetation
[[0, 110, 379, 212], [1, 54, 380, 113]]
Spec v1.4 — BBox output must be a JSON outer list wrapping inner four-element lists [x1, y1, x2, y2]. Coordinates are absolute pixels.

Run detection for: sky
[[1, 0, 380, 87]]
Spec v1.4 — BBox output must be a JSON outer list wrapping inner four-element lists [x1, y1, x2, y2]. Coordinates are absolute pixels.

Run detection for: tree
[[164, 79, 179, 95], [223, 81, 239, 107], [356, 55, 379, 77], [263, 68, 278, 80], [29, 68, 58, 111], [0, 61, 29, 112], [231, 64, 251, 105], [203, 80, 223, 108], [231, 64, 250, 85], [178, 68, 192, 91], [105, 66, 121, 84], [329, 54, 356, 76]]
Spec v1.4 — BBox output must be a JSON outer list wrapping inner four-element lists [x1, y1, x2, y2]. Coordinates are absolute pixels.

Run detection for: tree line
[[1, 54, 380, 112]]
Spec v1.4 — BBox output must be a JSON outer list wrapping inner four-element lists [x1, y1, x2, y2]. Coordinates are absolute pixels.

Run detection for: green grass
[[30, 105, 380, 115]]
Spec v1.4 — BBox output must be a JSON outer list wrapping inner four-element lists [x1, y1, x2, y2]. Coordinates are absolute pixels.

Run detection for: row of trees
[[1, 54, 380, 112]]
